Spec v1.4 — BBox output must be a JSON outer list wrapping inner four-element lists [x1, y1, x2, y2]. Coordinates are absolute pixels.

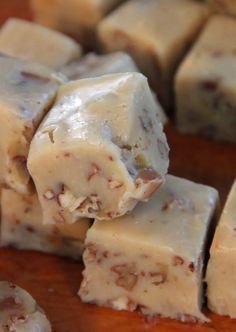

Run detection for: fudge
[[79, 175, 219, 322], [206, 180, 236, 317], [0, 18, 81, 69], [97, 0, 209, 109], [60, 52, 168, 125], [0, 54, 63, 195], [1, 190, 90, 259], [30, 0, 124, 47], [175, 16, 236, 143], [0, 281, 51, 331], [207, 0, 236, 16], [28, 73, 169, 223]]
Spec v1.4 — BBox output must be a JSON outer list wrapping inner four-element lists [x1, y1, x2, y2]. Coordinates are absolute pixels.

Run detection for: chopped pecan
[[88, 163, 100, 181], [111, 263, 138, 291], [136, 168, 161, 183], [173, 256, 184, 266], [188, 262, 195, 272], [108, 179, 123, 189], [149, 271, 167, 286]]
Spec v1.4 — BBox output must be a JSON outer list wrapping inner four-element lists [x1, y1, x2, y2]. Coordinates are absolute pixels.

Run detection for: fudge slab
[[60, 52, 168, 126], [208, 0, 236, 16], [98, 0, 209, 109], [206, 180, 236, 317], [79, 175, 219, 322], [1, 189, 90, 260], [30, 0, 124, 47], [0, 18, 81, 69], [28, 73, 169, 223], [175, 16, 236, 143], [0, 54, 62, 195], [0, 281, 51, 331]]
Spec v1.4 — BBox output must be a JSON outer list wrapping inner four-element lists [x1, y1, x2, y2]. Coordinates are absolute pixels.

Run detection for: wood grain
[[0, 1, 236, 331]]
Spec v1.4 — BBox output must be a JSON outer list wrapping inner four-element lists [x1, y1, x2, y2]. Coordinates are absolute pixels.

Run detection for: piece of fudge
[[206, 180, 236, 317], [175, 16, 236, 143], [0, 281, 51, 331], [0, 190, 90, 259], [207, 0, 236, 16], [30, 0, 124, 47], [79, 175, 219, 322], [97, 0, 209, 109], [60, 52, 168, 126], [28, 73, 169, 223], [0, 18, 81, 69], [0, 54, 63, 195]]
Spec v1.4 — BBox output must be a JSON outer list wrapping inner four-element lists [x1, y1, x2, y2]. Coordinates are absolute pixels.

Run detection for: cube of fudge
[[1, 190, 90, 259], [206, 180, 236, 317], [79, 175, 219, 322], [60, 52, 168, 126], [0, 54, 63, 194], [175, 16, 236, 143], [208, 0, 236, 16], [0, 281, 51, 331], [0, 18, 81, 69], [30, 0, 124, 47], [98, 0, 209, 109], [28, 73, 169, 223]]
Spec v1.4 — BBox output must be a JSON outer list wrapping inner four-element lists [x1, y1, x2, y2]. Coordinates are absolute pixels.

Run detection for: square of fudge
[[0, 18, 81, 69], [79, 175, 219, 322], [1, 189, 90, 259], [206, 180, 236, 318], [175, 16, 236, 143], [98, 0, 209, 109], [0, 53, 63, 194]]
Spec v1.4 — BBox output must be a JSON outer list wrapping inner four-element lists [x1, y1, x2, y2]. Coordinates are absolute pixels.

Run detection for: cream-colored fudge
[[0, 281, 51, 331], [208, 0, 236, 16], [30, 0, 124, 47], [175, 16, 236, 143], [0, 54, 62, 195], [0, 18, 81, 69], [1, 190, 90, 259], [206, 180, 236, 317], [60, 52, 168, 126], [28, 73, 169, 223], [79, 175, 219, 322], [98, 0, 209, 109]]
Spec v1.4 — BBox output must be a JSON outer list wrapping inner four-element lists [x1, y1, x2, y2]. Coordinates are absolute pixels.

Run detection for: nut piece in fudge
[[0, 281, 51, 331], [175, 16, 236, 143], [0, 54, 63, 194], [206, 180, 236, 318], [1, 189, 90, 259], [60, 52, 168, 126], [97, 0, 209, 109], [0, 18, 81, 69], [79, 175, 219, 322], [207, 0, 236, 16], [30, 0, 125, 47], [28, 72, 169, 223]]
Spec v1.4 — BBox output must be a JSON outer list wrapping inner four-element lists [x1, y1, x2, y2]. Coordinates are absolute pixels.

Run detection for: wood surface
[[0, 1, 236, 331]]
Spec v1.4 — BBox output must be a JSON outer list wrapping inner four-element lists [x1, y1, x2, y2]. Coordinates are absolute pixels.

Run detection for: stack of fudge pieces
[[30, 0, 236, 144], [0, 1, 235, 326]]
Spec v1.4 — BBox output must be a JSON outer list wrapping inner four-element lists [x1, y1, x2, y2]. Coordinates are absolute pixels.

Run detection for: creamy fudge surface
[[98, 0, 209, 109], [0, 281, 51, 331], [0, 54, 63, 194], [0, 18, 81, 69], [60, 52, 168, 126], [79, 175, 219, 322], [208, 0, 236, 15], [28, 73, 169, 223], [1, 189, 90, 260], [175, 16, 236, 143], [206, 180, 236, 317]]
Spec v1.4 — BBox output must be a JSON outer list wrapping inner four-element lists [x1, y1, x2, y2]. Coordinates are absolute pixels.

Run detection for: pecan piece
[[111, 263, 138, 291]]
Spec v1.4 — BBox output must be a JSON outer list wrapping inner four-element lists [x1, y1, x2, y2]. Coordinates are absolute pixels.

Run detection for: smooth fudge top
[[209, 180, 236, 251], [0, 18, 81, 69], [90, 175, 219, 261], [176, 15, 236, 86]]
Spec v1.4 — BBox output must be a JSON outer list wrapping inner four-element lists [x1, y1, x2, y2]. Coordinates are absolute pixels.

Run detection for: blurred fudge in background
[[207, 0, 236, 16], [175, 16, 236, 144], [98, 0, 209, 110]]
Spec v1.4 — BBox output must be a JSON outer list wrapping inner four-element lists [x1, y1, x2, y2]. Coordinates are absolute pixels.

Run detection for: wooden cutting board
[[0, 1, 236, 331]]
